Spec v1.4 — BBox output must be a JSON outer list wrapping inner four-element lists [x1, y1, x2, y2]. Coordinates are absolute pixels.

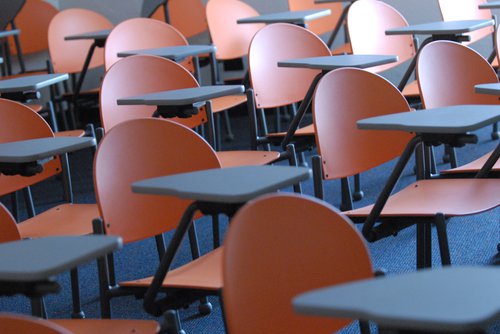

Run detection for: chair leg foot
[[198, 298, 213, 316], [162, 310, 186, 334]]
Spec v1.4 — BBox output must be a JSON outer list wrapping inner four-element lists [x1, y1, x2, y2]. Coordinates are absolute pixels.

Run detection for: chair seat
[[211, 94, 247, 113], [345, 179, 500, 217], [120, 247, 223, 290], [441, 151, 500, 174], [267, 123, 315, 138], [52, 319, 160, 334], [216, 150, 280, 168], [402, 80, 420, 99], [17, 203, 99, 238]]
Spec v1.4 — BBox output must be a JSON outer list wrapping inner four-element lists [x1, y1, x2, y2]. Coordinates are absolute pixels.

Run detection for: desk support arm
[[143, 201, 199, 316], [476, 143, 500, 178], [362, 136, 421, 242], [281, 71, 325, 149]]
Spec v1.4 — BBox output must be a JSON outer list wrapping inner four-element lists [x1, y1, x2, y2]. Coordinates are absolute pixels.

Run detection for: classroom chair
[[346, 0, 420, 101], [417, 40, 500, 171], [104, 17, 246, 143], [311, 67, 500, 268], [144, 0, 208, 39], [100, 55, 292, 168], [287, 0, 351, 54], [223, 193, 373, 334], [48, 8, 113, 129], [93, 118, 224, 333]]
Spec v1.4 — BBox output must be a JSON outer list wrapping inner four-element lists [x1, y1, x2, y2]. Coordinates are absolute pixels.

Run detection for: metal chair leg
[[70, 268, 85, 318], [435, 213, 451, 266], [340, 177, 353, 211], [492, 122, 499, 140], [353, 174, 364, 201]]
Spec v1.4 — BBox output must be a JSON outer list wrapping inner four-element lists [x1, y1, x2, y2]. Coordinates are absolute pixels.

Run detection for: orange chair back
[[100, 55, 206, 132], [206, 0, 264, 61], [347, 0, 416, 73], [438, 0, 494, 45], [0, 99, 61, 196], [417, 40, 499, 109], [223, 193, 373, 334], [0, 203, 21, 243], [313, 68, 412, 179], [94, 118, 221, 243], [8, 0, 59, 55], [0, 313, 72, 334], [150, 0, 208, 38], [248, 23, 330, 109], [104, 17, 192, 72], [48, 8, 113, 74], [288, 0, 343, 36]]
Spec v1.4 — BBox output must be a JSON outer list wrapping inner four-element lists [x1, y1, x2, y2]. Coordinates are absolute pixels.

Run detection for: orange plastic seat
[[93, 118, 224, 331], [206, 0, 264, 82], [346, 0, 419, 100], [104, 16, 246, 137], [0, 99, 99, 316], [416, 40, 500, 172], [247, 23, 331, 149], [48, 8, 112, 75], [100, 55, 283, 168], [104, 17, 192, 72], [48, 8, 113, 129], [0, 212, 160, 334], [1, 1, 87, 135], [8, 0, 59, 56], [438, 0, 496, 67], [0, 298, 158, 334], [287, 0, 351, 54], [223, 193, 373, 334], [311, 67, 500, 268], [0, 0, 25, 74], [147, 0, 208, 38]]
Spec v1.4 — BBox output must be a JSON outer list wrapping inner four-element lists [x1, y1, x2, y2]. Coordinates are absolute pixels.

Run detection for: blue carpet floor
[[0, 112, 498, 333]]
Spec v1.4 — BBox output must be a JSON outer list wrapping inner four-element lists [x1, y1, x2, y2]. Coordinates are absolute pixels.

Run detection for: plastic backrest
[[223, 193, 373, 334], [0, 203, 21, 243], [206, 0, 264, 60], [248, 23, 331, 109], [313, 68, 412, 179], [0, 99, 61, 196], [0, 313, 73, 334], [100, 55, 206, 132], [417, 40, 500, 109], [347, 0, 416, 73], [8, 0, 59, 55], [104, 17, 192, 71], [48, 8, 113, 74], [0, 0, 25, 30], [438, 0, 493, 45], [94, 118, 221, 243], [150, 0, 208, 38], [288, 0, 343, 36]]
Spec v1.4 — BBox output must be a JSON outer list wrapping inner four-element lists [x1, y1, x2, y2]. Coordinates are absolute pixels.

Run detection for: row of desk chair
[[0, 105, 496, 334], [0, 0, 499, 333]]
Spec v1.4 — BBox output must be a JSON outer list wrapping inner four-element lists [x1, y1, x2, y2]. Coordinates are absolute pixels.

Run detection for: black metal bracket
[[152, 102, 203, 119]]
